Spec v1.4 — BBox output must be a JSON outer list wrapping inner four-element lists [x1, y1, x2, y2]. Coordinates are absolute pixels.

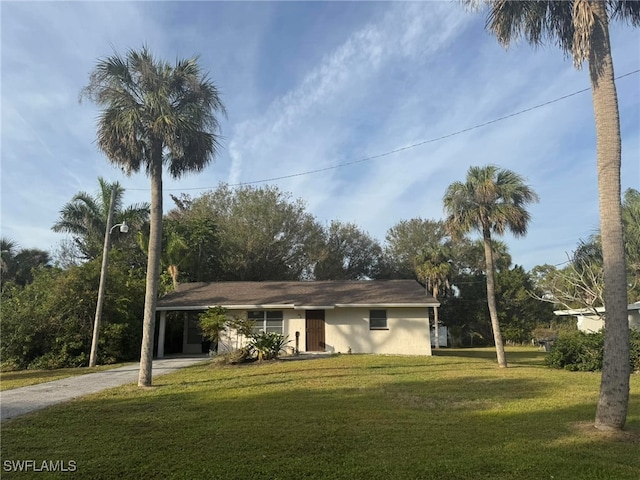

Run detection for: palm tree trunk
[[483, 228, 507, 368], [138, 151, 163, 387], [433, 284, 440, 349], [589, 0, 629, 431], [168, 264, 179, 290]]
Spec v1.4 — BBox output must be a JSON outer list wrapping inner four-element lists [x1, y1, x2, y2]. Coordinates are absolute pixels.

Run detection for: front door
[[305, 310, 325, 352]]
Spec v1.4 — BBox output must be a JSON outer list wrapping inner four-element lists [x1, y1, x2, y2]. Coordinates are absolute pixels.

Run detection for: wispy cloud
[[1, 1, 638, 271]]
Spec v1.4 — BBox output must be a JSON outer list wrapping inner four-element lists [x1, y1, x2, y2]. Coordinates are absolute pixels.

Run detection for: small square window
[[370, 310, 387, 330]]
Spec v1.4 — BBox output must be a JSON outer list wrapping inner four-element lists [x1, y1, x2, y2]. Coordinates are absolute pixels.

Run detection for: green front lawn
[[1, 348, 638, 479]]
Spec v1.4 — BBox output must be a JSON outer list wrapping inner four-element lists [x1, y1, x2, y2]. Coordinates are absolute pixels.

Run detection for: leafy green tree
[[165, 195, 221, 283], [0, 250, 145, 370], [314, 221, 384, 280], [470, 0, 639, 432], [496, 265, 555, 344], [453, 238, 512, 276], [186, 184, 322, 281], [384, 219, 447, 280], [443, 165, 538, 368], [52, 177, 149, 260], [82, 47, 226, 387]]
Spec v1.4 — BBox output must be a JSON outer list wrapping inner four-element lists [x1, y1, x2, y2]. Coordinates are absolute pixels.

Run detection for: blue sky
[[1, 1, 639, 271]]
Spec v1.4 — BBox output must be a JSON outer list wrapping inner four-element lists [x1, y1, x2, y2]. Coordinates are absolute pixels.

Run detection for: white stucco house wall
[[553, 302, 640, 333], [155, 280, 439, 357]]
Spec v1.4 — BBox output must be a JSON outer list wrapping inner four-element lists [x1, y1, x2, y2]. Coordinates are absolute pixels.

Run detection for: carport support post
[[157, 311, 167, 358]]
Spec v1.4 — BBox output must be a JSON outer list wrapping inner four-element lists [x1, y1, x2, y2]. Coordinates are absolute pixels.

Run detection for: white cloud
[[1, 1, 638, 273]]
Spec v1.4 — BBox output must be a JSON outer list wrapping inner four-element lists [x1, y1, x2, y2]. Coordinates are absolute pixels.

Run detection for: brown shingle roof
[[157, 280, 438, 310]]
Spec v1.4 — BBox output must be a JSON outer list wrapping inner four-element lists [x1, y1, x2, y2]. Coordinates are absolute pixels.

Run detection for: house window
[[370, 310, 388, 330], [248, 311, 284, 335]]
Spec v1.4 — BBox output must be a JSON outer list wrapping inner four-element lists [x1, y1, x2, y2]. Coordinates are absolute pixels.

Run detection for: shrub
[[198, 306, 228, 346], [248, 332, 290, 361], [211, 347, 253, 366], [631, 329, 640, 373], [546, 329, 640, 372], [0, 252, 145, 370]]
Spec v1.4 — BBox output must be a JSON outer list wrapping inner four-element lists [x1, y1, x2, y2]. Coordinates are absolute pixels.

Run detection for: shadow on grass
[[433, 348, 547, 367], [2, 358, 638, 480]]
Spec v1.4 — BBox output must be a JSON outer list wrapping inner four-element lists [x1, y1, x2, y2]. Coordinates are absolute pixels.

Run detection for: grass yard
[[1, 348, 638, 479], [0, 363, 133, 391]]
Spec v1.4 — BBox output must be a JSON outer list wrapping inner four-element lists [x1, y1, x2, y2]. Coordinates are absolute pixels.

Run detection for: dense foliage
[[4, 176, 561, 370], [546, 330, 640, 373], [0, 251, 145, 370], [0, 239, 51, 289]]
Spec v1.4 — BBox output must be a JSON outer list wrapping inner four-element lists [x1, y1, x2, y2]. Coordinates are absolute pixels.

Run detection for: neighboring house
[[553, 302, 640, 333], [155, 280, 439, 357]]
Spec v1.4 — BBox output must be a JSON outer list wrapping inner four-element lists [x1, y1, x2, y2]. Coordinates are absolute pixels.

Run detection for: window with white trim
[[248, 310, 284, 335], [369, 309, 388, 330]]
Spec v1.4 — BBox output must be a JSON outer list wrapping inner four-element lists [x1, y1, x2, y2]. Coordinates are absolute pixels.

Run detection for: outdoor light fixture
[[110, 221, 129, 234]]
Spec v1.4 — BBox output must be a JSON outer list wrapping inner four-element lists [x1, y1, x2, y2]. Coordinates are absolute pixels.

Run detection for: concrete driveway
[[0, 355, 209, 423]]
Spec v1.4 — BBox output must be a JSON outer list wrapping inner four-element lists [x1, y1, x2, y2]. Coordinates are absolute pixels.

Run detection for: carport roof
[[156, 280, 439, 311]]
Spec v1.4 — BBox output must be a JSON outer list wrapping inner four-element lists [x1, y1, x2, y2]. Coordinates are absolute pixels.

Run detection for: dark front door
[[305, 310, 325, 352]]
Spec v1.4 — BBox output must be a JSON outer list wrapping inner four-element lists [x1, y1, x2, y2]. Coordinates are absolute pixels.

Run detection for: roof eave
[[157, 302, 439, 311], [156, 304, 297, 311], [334, 303, 440, 308]]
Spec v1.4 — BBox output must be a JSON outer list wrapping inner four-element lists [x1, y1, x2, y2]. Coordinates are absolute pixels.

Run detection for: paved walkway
[[0, 356, 209, 423]]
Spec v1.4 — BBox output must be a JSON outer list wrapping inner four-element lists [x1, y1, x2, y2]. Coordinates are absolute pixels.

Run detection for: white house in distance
[[155, 280, 439, 357], [553, 302, 640, 333]]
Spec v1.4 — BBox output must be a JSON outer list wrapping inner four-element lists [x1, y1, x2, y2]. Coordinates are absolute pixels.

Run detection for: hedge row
[[546, 329, 640, 372]]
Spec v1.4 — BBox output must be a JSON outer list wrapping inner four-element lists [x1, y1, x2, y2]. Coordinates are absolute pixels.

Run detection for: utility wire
[[128, 68, 639, 192]]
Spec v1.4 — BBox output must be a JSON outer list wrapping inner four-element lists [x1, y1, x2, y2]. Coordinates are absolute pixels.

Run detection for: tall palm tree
[[443, 165, 538, 368], [470, 0, 639, 431], [53, 177, 149, 260], [416, 247, 452, 349], [82, 47, 226, 387]]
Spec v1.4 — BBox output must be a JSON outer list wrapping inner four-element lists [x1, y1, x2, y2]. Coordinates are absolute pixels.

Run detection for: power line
[[127, 68, 639, 192]]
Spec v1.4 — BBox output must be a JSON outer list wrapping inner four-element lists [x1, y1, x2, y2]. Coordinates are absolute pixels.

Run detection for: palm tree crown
[[443, 165, 539, 239], [52, 177, 149, 260], [81, 46, 226, 177]]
